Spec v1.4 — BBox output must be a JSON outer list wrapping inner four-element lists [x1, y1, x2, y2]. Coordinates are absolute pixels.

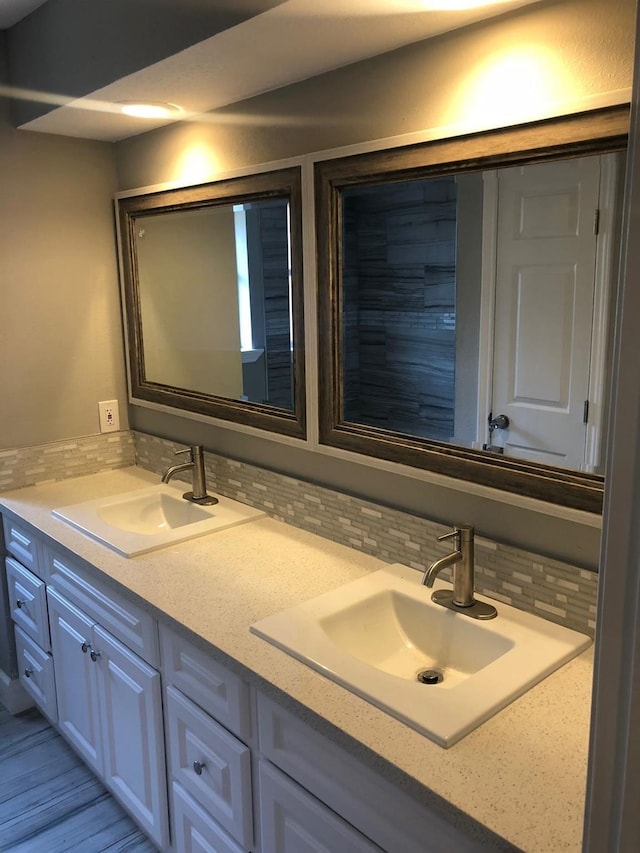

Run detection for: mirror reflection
[[316, 106, 629, 511], [341, 153, 624, 474], [117, 166, 305, 439], [136, 199, 294, 410]]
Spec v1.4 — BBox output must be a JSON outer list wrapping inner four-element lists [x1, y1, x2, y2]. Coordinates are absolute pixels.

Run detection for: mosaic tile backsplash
[[0, 432, 135, 492], [134, 431, 598, 637], [0, 429, 597, 636]]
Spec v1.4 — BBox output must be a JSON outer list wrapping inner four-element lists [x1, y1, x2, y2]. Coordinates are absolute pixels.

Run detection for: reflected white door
[[489, 156, 600, 469]]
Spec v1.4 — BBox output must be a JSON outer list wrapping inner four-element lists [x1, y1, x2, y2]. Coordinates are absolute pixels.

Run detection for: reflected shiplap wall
[[343, 179, 457, 441]]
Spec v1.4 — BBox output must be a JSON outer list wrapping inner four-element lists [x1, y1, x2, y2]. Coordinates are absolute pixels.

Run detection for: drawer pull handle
[[24, 668, 33, 678], [81, 642, 90, 654], [16, 599, 24, 609], [90, 649, 101, 662], [193, 760, 206, 776]]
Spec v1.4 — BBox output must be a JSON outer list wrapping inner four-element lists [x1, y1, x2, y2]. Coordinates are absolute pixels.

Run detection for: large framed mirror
[[315, 107, 629, 512], [117, 166, 305, 439]]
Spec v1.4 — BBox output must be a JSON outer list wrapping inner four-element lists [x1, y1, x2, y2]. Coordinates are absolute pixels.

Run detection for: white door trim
[[475, 170, 499, 449], [584, 152, 621, 472]]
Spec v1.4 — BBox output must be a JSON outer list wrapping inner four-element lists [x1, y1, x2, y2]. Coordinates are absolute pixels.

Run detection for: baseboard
[[0, 668, 33, 714]]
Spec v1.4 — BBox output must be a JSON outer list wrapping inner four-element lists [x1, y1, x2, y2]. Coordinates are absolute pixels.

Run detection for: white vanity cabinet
[[4, 512, 57, 722], [1, 502, 511, 853], [44, 546, 170, 851], [13, 626, 57, 720], [161, 623, 254, 853], [47, 587, 103, 770], [257, 694, 487, 853], [3, 513, 43, 577], [258, 759, 382, 853], [6, 556, 50, 651]]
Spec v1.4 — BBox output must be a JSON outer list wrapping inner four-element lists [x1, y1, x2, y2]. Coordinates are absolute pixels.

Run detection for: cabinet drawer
[[2, 515, 43, 578], [258, 694, 481, 853], [259, 760, 381, 853], [6, 557, 50, 651], [44, 545, 159, 667], [166, 685, 253, 850], [172, 782, 244, 853], [15, 625, 57, 722], [161, 623, 252, 741]]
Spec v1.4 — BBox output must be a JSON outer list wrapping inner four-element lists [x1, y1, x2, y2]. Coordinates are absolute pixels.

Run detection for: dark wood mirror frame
[[315, 106, 629, 513], [118, 166, 306, 439]]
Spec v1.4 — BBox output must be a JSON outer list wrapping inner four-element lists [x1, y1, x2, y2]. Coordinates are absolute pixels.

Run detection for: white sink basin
[[52, 482, 265, 557], [251, 563, 591, 747]]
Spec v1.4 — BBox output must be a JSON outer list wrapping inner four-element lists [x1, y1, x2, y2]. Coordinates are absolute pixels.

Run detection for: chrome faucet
[[161, 445, 218, 506], [422, 524, 497, 620]]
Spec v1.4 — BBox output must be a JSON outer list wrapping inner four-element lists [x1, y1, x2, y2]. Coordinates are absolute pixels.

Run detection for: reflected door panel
[[491, 157, 600, 469]]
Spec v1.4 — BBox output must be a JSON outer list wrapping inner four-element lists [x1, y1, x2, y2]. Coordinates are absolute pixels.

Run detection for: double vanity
[[1, 466, 594, 852]]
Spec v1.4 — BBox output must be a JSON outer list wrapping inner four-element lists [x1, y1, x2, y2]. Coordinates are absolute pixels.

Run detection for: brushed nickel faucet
[[422, 524, 497, 620], [162, 445, 219, 506]]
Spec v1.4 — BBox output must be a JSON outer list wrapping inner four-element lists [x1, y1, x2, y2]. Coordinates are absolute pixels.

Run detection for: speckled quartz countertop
[[0, 467, 593, 852]]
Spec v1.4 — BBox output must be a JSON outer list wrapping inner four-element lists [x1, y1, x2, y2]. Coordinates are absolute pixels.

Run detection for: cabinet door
[[47, 588, 103, 774], [259, 761, 382, 853], [93, 624, 169, 851]]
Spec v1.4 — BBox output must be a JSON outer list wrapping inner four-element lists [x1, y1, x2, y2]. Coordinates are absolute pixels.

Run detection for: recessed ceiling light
[[119, 101, 183, 119]]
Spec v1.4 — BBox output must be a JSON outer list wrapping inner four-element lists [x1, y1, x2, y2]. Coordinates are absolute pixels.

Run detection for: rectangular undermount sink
[[251, 563, 591, 747], [52, 482, 265, 557]]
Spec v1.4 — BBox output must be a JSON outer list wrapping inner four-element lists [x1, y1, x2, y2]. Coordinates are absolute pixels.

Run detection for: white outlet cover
[[98, 400, 120, 433]]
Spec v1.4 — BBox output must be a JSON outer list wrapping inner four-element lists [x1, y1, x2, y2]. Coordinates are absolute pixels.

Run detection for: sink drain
[[417, 669, 443, 685]]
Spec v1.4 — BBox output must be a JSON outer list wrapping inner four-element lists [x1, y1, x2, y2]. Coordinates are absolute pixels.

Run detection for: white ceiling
[[5, 0, 544, 142]]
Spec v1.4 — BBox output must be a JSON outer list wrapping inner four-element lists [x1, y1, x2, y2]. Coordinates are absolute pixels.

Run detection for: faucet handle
[[173, 447, 193, 458], [438, 524, 474, 544], [438, 529, 459, 543]]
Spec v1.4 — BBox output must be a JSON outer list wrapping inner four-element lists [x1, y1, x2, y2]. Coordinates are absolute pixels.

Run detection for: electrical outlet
[[98, 400, 120, 433]]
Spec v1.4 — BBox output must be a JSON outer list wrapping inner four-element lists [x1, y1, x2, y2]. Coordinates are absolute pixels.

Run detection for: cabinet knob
[[81, 641, 90, 654], [90, 649, 101, 662], [16, 599, 24, 609], [24, 667, 33, 678], [193, 760, 206, 776]]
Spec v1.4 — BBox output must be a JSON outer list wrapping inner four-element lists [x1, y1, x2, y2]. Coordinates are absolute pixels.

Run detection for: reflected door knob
[[24, 668, 33, 678], [489, 413, 510, 430]]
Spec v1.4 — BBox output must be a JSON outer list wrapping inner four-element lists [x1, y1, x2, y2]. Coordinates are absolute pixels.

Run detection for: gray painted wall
[[116, 0, 634, 570], [0, 33, 128, 449]]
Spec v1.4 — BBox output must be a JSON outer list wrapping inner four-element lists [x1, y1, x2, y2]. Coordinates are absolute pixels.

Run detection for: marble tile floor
[[0, 703, 156, 852]]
